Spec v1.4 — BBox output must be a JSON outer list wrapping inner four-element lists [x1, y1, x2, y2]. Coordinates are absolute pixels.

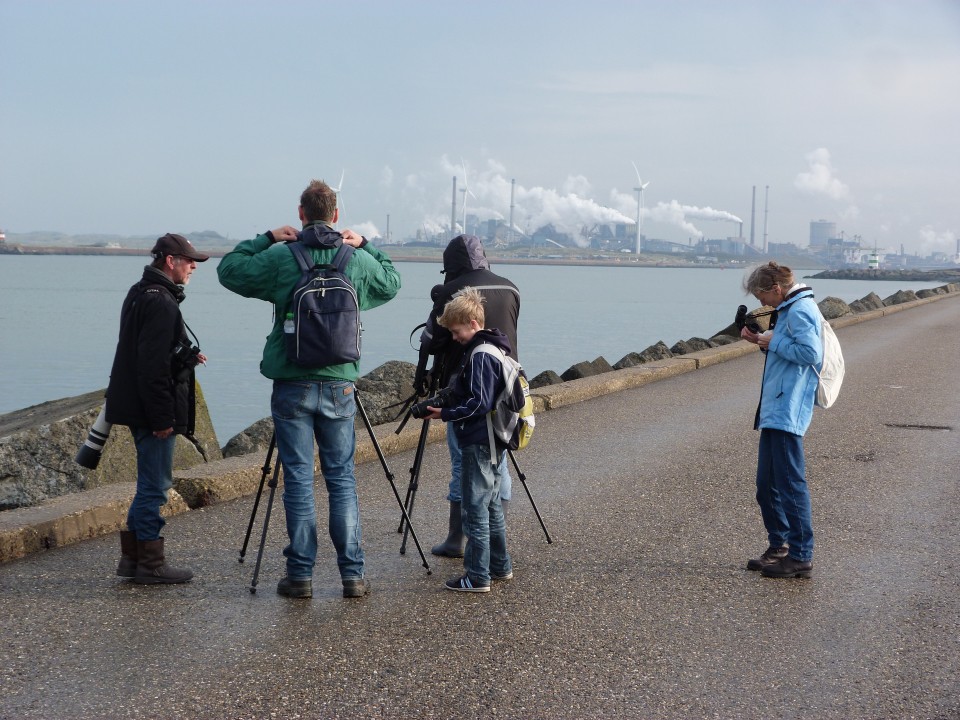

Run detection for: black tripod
[[393, 394, 553, 547], [238, 392, 431, 594]]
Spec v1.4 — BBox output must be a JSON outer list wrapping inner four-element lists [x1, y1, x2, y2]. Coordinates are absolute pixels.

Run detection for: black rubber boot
[[134, 538, 193, 585], [117, 530, 138, 578], [431, 501, 465, 558]]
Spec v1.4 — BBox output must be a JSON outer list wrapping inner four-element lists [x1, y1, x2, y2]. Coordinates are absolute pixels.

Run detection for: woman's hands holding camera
[[741, 326, 773, 349]]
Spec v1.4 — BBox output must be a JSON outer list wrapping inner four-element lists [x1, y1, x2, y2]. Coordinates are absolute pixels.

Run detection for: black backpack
[[284, 241, 361, 368]]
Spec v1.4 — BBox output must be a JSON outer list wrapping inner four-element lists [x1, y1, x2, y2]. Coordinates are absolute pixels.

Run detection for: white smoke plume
[[610, 190, 742, 238], [352, 221, 381, 239], [794, 148, 851, 201], [391, 156, 742, 245], [435, 156, 634, 246], [917, 225, 957, 256]]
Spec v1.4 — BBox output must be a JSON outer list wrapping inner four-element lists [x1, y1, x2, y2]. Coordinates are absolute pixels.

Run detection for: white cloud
[[917, 225, 957, 256], [794, 148, 852, 202]]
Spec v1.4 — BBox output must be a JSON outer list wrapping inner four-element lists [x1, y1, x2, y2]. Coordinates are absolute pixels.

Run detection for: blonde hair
[[743, 261, 796, 295], [437, 287, 485, 329]]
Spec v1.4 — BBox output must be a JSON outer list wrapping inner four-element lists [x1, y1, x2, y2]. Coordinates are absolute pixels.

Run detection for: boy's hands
[[424, 407, 443, 420]]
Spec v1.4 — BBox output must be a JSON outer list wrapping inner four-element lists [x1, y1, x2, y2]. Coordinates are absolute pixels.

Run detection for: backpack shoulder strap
[[331, 243, 355, 273], [470, 342, 506, 363], [287, 241, 314, 273]]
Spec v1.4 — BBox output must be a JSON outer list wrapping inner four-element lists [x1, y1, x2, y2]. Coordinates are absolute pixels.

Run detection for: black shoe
[[444, 575, 490, 593], [747, 545, 789, 571], [761, 556, 813, 579], [277, 576, 313, 598], [342, 578, 371, 598]]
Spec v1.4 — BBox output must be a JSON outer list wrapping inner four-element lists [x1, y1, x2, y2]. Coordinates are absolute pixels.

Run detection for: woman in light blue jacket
[[740, 262, 823, 579]]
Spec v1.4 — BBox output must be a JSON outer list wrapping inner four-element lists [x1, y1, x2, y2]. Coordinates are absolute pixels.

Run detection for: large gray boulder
[[883, 289, 919, 306], [818, 296, 853, 320], [670, 337, 717, 355], [0, 385, 221, 510], [638, 341, 675, 363], [561, 356, 613, 382], [529, 370, 562, 388], [221, 417, 274, 459], [355, 360, 417, 426], [849, 292, 884, 313]]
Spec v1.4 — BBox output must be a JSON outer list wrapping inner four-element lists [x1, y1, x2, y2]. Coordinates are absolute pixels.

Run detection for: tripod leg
[[250, 458, 282, 593], [398, 415, 431, 536], [355, 393, 431, 574], [239, 432, 276, 563], [508, 449, 553, 544]]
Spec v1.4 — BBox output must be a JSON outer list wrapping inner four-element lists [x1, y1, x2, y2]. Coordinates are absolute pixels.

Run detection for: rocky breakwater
[[811, 268, 960, 283], [0, 384, 221, 559], [524, 283, 960, 392]]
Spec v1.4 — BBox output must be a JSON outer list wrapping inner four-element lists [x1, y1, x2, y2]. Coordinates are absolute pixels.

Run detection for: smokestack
[[762, 185, 769, 253], [509, 178, 516, 244], [450, 176, 457, 239], [749, 185, 756, 247], [386, 214, 390, 243]]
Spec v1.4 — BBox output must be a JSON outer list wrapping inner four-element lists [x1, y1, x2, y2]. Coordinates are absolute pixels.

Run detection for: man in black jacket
[[414, 234, 521, 557], [106, 233, 208, 584]]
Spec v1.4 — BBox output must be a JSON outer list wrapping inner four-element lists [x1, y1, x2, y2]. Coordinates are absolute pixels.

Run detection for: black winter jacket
[[105, 266, 195, 434], [419, 234, 520, 388]]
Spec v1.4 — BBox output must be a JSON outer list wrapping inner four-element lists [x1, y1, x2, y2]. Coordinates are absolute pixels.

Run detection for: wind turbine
[[632, 162, 650, 255], [459, 158, 477, 235], [331, 170, 345, 226]]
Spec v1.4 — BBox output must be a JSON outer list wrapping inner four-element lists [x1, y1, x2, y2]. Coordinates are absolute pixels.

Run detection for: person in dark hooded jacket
[[423, 288, 513, 592], [106, 233, 209, 585], [414, 235, 520, 558]]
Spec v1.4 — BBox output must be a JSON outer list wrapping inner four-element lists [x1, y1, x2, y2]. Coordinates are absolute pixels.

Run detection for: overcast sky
[[1, 0, 958, 255]]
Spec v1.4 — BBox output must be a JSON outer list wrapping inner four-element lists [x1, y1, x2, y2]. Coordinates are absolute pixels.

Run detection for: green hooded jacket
[[217, 226, 401, 381]]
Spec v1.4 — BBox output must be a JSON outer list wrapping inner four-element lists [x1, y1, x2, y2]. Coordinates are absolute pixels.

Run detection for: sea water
[[0, 254, 943, 442]]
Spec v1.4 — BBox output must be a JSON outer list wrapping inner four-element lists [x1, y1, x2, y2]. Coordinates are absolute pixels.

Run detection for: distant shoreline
[[0, 242, 812, 270]]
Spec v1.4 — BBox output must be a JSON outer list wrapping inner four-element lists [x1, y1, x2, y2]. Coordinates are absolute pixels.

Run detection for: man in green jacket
[[217, 179, 401, 600]]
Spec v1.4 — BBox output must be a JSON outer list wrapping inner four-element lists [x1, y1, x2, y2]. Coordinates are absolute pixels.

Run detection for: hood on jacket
[[442, 234, 489, 279], [299, 222, 342, 249], [467, 328, 512, 358]]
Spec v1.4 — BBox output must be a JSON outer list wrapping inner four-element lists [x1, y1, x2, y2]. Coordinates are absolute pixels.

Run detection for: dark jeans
[[127, 426, 175, 541], [756, 428, 814, 562]]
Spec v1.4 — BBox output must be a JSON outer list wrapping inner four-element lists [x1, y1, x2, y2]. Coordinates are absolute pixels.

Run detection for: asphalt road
[[2, 296, 959, 720]]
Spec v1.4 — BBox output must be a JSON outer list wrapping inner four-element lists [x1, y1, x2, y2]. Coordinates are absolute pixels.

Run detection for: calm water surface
[[0, 255, 943, 442]]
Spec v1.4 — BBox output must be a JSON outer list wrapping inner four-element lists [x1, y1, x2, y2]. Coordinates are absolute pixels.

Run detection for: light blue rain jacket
[[757, 288, 824, 436]]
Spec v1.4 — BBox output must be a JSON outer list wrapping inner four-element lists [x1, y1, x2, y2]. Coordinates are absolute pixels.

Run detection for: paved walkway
[[2, 295, 959, 719]]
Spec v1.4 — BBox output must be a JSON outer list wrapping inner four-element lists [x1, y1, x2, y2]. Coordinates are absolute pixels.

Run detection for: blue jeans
[[446, 428, 512, 502], [272, 380, 364, 581], [756, 428, 814, 562], [127, 426, 175, 541], [460, 443, 512, 585]]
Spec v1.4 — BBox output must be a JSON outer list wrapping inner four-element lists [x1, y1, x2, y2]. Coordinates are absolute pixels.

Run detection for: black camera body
[[410, 387, 456, 419], [171, 338, 202, 380], [735, 305, 762, 334]]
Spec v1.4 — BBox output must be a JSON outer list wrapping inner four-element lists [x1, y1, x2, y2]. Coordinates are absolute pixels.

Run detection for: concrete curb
[[2, 289, 958, 563], [0, 483, 190, 561]]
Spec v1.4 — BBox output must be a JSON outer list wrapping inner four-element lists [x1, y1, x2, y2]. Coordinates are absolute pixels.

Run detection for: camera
[[171, 338, 202, 380], [75, 403, 113, 470], [735, 305, 762, 334], [410, 387, 455, 419]]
